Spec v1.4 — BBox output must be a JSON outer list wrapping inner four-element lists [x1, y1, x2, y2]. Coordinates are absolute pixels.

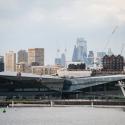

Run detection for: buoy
[[3, 109, 6, 113]]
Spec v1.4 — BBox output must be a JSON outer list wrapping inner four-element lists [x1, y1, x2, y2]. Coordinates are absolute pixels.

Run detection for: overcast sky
[[0, 0, 125, 64]]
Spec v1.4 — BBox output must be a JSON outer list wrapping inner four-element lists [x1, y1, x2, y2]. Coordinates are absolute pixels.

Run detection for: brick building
[[102, 55, 124, 71]]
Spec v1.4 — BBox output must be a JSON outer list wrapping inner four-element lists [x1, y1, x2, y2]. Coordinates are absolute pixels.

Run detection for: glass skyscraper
[[61, 53, 66, 67], [55, 53, 66, 67], [88, 51, 94, 65], [72, 38, 87, 63]]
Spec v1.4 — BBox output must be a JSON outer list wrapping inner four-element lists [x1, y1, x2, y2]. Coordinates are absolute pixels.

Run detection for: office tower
[[97, 52, 106, 65], [0, 56, 4, 72], [72, 38, 88, 63], [5, 51, 16, 72], [72, 45, 78, 62], [55, 58, 61, 66], [88, 51, 94, 65], [107, 48, 113, 56], [97, 52, 106, 58], [18, 50, 28, 63], [28, 48, 44, 66], [61, 53, 66, 67]]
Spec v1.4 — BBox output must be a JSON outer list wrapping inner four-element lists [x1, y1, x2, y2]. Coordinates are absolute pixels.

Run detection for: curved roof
[[66, 74, 125, 91]]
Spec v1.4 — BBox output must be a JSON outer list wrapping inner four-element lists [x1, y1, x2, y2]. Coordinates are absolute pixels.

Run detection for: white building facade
[[5, 51, 16, 72]]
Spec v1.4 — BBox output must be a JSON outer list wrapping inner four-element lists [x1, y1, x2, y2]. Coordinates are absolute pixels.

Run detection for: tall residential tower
[[18, 50, 28, 63], [4, 51, 16, 72], [28, 48, 44, 66]]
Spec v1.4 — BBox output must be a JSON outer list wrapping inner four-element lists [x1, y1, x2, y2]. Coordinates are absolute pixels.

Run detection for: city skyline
[[0, 0, 125, 64]]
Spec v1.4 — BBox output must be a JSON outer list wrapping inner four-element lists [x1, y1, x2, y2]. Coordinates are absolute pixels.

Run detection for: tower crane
[[103, 25, 118, 52], [120, 43, 125, 55], [93, 26, 119, 69]]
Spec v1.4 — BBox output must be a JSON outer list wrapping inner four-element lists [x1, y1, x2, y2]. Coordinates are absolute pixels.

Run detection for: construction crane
[[120, 43, 125, 55], [93, 26, 119, 69], [103, 25, 119, 51]]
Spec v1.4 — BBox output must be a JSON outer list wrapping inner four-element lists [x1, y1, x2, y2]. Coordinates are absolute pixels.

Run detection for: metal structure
[[120, 43, 125, 55], [0, 72, 125, 99], [103, 26, 118, 51], [118, 81, 125, 97]]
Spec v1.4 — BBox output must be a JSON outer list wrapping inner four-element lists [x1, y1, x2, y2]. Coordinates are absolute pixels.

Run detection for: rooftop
[[0, 72, 61, 79]]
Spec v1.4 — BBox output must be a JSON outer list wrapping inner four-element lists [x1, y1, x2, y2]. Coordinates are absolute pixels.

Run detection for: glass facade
[[72, 38, 88, 64], [0, 73, 125, 99]]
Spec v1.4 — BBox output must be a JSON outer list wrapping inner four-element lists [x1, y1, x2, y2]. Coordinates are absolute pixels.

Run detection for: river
[[0, 106, 125, 125]]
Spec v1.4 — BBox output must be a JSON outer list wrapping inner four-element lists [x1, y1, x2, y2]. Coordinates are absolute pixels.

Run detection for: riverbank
[[0, 99, 125, 107]]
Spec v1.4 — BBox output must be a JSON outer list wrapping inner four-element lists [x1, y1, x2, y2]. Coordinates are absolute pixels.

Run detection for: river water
[[0, 106, 125, 125]]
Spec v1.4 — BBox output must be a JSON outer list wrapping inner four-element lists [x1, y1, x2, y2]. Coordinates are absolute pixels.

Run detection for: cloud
[[0, 0, 125, 63], [1, 0, 125, 28], [50, 0, 125, 28]]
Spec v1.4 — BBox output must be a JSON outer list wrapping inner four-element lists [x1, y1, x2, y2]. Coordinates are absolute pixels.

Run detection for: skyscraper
[[72, 38, 87, 63], [88, 51, 94, 65], [55, 58, 61, 66], [55, 49, 66, 67], [72, 45, 78, 62], [5, 51, 16, 72], [97, 52, 106, 65], [28, 48, 44, 66], [0, 56, 4, 72], [61, 53, 66, 67], [18, 50, 28, 63]]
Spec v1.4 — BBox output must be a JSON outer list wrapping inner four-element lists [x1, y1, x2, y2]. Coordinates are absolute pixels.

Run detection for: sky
[[0, 0, 125, 64]]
